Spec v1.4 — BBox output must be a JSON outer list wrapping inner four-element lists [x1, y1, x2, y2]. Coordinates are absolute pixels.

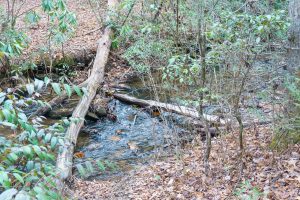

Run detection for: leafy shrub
[[0, 78, 85, 199], [123, 37, 174, 73], [76, 160, 119, 178]]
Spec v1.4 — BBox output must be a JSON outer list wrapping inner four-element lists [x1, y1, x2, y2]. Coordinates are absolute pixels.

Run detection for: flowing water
[[0, 68, 273, 180], [74, 99, 186, 179], [0, 76, 184, 180]]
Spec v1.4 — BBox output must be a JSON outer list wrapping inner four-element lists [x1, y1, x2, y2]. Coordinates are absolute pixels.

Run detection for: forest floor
[[4, 0, 128, 84], [10, 0, 106, 60], [73, 126, 300, 200]]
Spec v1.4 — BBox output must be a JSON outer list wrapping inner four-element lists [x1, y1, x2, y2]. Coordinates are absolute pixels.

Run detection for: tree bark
[[56, 0, 118, 184], [113, 93, 228, 125], [113, 93, 270, 128], [288, 0, 300, 72]]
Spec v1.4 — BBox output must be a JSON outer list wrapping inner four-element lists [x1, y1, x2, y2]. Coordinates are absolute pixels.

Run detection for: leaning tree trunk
[[56, 0, 118, 185], [288, 0, 300, 72]]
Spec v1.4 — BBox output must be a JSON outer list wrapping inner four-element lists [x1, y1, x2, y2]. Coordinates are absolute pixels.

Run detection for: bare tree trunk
[[56, 0, 118, 186], [113, 93, 228, 125], [288, 0, 300, 72], [196, 0, 211, 174]]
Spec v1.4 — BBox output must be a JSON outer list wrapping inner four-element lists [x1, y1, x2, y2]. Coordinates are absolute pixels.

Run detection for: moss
[[37, 53, 75, 68], [270, 130, 300, 151], [53, 55, 76, 68]]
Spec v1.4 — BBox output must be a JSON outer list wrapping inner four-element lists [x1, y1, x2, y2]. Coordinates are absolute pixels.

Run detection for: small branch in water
[[131, 114, 137, 128]]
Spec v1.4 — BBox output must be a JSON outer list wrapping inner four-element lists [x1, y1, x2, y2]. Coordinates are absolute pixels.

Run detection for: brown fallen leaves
[[72, 125, 300, 199], [127, 141, 139, 150], [74, 152, 85, 159], [110, 135, 121, 142]]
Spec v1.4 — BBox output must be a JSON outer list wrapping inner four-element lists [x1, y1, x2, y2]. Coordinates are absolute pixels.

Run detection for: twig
[[16, 2, 40, 18], [121, 0, 137, 27], [81, 27, 103, 36], [131, 114, 137, 128], [153, 0, 164, 22]]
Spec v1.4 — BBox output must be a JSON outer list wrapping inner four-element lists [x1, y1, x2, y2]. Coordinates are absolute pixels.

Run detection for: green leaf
[[30, 131, 36, 139], [168, 57, 176, 65], [26, 11, 40, 24], [33, 186, 44, 194], [34, 79, 44, 91], [36, 193, 51, 200], [32, 145, 42, 158], [23, 146, 32, 156], [0, 122, 17, 130], [82, 87, 88, 96], [76, 164, 87, 178], [15, 191, 31, 200], [50, 137, 57, 149], [26, 161, 34, 171], [51, 83, 61, 95], [47, 190, 59, 199], [44, 133, 52, 143], [64, 84, 72, 97], [13, 173, 24, 184], [25, 175, 39, 183], [2, 109, 12, 121], [0, 92, 6, 104], [256, 37, 261, 44], [18, 112, 27, 122], [96, 160, 106, 171], [7, 44, 13, 54], [85, 161, 94, 173], [26, 83, 35, 96], [73, 85, 82, 97], [37, 129, 45, 138], [58, 138, 64, 146], [44, 77, 50, 87], [8, 153, 18, 162], [0, 188, 18, 200], [0, 171, 9, 184], [62, 119, 70, 126]]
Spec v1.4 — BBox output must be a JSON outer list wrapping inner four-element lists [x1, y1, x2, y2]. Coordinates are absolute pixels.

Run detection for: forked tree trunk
[[56, 0, 118, 184], [288, 0, 300, 72]]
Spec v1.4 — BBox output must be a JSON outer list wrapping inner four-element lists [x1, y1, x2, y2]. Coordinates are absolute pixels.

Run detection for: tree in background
[[288, 0, 300, 72]]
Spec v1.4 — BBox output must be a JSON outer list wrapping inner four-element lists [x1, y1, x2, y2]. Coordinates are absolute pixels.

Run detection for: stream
[[73, 73, 188, 179], [0, 67, 275, 180], [74, 99, 182, 179]]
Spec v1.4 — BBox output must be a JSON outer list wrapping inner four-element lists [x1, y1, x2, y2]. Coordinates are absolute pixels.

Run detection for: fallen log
[[113, 93, 272, 129], [113, 93, 229, 125], [47, 94, 108, 119], [56, 0, 118, 184]]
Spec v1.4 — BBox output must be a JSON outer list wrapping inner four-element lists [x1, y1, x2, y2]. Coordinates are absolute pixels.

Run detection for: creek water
[[0, 68, 274, 179], [73, 74, 188, 179], [74, 99, 182, 179], [0, 75, 184, 180]]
